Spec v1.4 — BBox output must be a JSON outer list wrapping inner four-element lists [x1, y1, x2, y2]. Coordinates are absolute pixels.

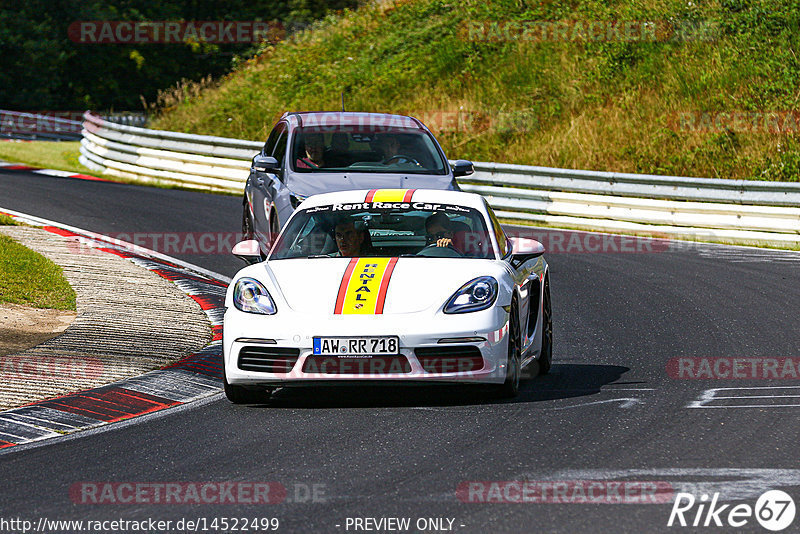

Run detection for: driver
[[334, 218, 366, 257], [376, 134, 405, 164], [425, 212, 456, 249]]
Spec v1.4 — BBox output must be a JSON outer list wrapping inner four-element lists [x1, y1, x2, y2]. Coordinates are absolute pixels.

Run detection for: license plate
[[312, 336, 399, 356]]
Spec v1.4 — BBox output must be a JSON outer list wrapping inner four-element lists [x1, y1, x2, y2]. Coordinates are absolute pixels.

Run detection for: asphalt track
[[2, 168, 800, 533]]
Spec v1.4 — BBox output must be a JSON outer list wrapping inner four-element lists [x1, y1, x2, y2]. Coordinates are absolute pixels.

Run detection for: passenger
[[295, 133, 326, 169], [334, 219, 366, 257]]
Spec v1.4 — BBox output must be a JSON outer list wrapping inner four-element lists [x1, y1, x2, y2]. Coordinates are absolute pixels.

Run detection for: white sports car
[[222, 188, 552, 403]]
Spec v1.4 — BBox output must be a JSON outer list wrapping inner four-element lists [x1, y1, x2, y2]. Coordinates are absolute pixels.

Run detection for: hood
[[285, 172, 455, 197], [261, 257, 504, 316]]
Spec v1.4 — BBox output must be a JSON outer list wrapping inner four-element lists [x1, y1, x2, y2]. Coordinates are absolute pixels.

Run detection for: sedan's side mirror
[[252, 155, 280, 173], [508, 237, 545, 267], [232, 240, 262, 265], [452, 160, 474, 178]]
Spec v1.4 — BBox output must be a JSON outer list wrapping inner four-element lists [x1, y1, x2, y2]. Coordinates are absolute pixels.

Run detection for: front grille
[[302, 355, 412, 374], [238, 346, 300, 373], [415, 346, 484, 373]]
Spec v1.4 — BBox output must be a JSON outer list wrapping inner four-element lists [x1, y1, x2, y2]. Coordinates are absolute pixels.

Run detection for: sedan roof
[[282, 111, 425, 130]]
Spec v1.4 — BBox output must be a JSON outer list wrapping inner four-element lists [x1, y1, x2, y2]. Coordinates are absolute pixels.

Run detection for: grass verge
[[0, 226, 77, 310], [0, 141, 91, 175]]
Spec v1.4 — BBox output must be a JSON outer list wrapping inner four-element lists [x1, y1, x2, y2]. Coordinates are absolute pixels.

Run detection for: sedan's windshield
[[270, 202, 495, 260], [291, 126, 448, 174]]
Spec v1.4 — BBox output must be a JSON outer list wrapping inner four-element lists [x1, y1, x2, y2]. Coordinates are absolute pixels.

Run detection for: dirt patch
[[0, 303, 76, 357]]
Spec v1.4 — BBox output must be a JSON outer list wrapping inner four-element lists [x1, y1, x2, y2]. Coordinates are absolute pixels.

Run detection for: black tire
[[493, 305, 521, 399], [268, 215, 280, 247], [242, 203, 255, 240], [223, 371, 268, 405], [538, 276, 553, 375]]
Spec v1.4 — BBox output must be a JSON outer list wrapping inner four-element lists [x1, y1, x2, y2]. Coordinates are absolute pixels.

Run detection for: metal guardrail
[[78, 112, 800, 246], [465, 161, 800, 207], [79, 111, 260, 191]]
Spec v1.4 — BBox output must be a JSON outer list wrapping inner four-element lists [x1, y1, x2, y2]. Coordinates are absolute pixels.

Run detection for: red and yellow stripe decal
[[334, 257, 399, 314], [365, 189, 416, 203]]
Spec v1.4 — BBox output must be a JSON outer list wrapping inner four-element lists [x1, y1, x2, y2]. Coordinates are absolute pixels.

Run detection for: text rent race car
[[223, 189, 552, 403]]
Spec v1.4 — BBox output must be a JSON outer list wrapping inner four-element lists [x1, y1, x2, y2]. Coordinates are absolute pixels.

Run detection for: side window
[[262, 122, 285, 156], [486, 202, 509, 257], [272, 128, 288, 168]]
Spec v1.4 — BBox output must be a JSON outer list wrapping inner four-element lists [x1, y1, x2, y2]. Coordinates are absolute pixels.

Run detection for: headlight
[[290, 193, 307, 210], [444, 276, 498, 314], [233, 277, 277, 315]]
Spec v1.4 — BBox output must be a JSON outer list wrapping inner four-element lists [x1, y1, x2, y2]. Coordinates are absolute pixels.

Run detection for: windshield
[[270, 202, 495, 260], [290, 126, 448, 174]]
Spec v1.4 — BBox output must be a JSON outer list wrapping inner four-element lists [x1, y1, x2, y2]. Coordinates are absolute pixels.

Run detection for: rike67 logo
[[668, 490, 796, 531]]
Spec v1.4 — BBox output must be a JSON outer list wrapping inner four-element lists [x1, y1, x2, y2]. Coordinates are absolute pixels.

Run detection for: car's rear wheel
[[493, 305, 521, 399], [538, 276, 553, 375], [223, 371, 269, 405]]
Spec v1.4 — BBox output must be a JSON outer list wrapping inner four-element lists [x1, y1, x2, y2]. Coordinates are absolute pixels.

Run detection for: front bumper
[[223, 306, 510, 386]]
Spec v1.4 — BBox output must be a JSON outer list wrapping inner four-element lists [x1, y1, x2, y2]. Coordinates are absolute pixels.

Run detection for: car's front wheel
[[493, 307, 521, 399], [538, 276, 553, 375], [268, 215, 279, 247], [242, 203, 255, 240]]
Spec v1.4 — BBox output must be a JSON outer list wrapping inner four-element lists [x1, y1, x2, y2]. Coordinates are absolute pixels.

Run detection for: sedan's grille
[[302, 355, 412, 374], [238, 346, 300, 373], [415, 346, 484, 373]]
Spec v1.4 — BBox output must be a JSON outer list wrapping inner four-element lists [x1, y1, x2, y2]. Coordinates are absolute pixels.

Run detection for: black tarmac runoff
[[2, 168, 800, 534]]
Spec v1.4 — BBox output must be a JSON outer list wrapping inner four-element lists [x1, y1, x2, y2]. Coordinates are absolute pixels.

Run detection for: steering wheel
[[383, 154, 422, 166], [416, 243, 463, 258]]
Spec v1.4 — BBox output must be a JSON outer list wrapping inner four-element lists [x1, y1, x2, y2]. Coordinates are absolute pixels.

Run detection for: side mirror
[[452, 160, 474, 178], [232, 240, 262, 265], [252, 155, 280, 173], [508, 237, 545, 267]]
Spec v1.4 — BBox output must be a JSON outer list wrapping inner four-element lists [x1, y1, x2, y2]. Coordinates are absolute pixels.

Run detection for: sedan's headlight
[[444, 276, 498, 314], [233, 277, 277, 315]]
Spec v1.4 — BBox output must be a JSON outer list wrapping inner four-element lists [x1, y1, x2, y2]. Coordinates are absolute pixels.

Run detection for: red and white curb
[[0, 208, 230, 451], [0, 160, 111, 183]]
